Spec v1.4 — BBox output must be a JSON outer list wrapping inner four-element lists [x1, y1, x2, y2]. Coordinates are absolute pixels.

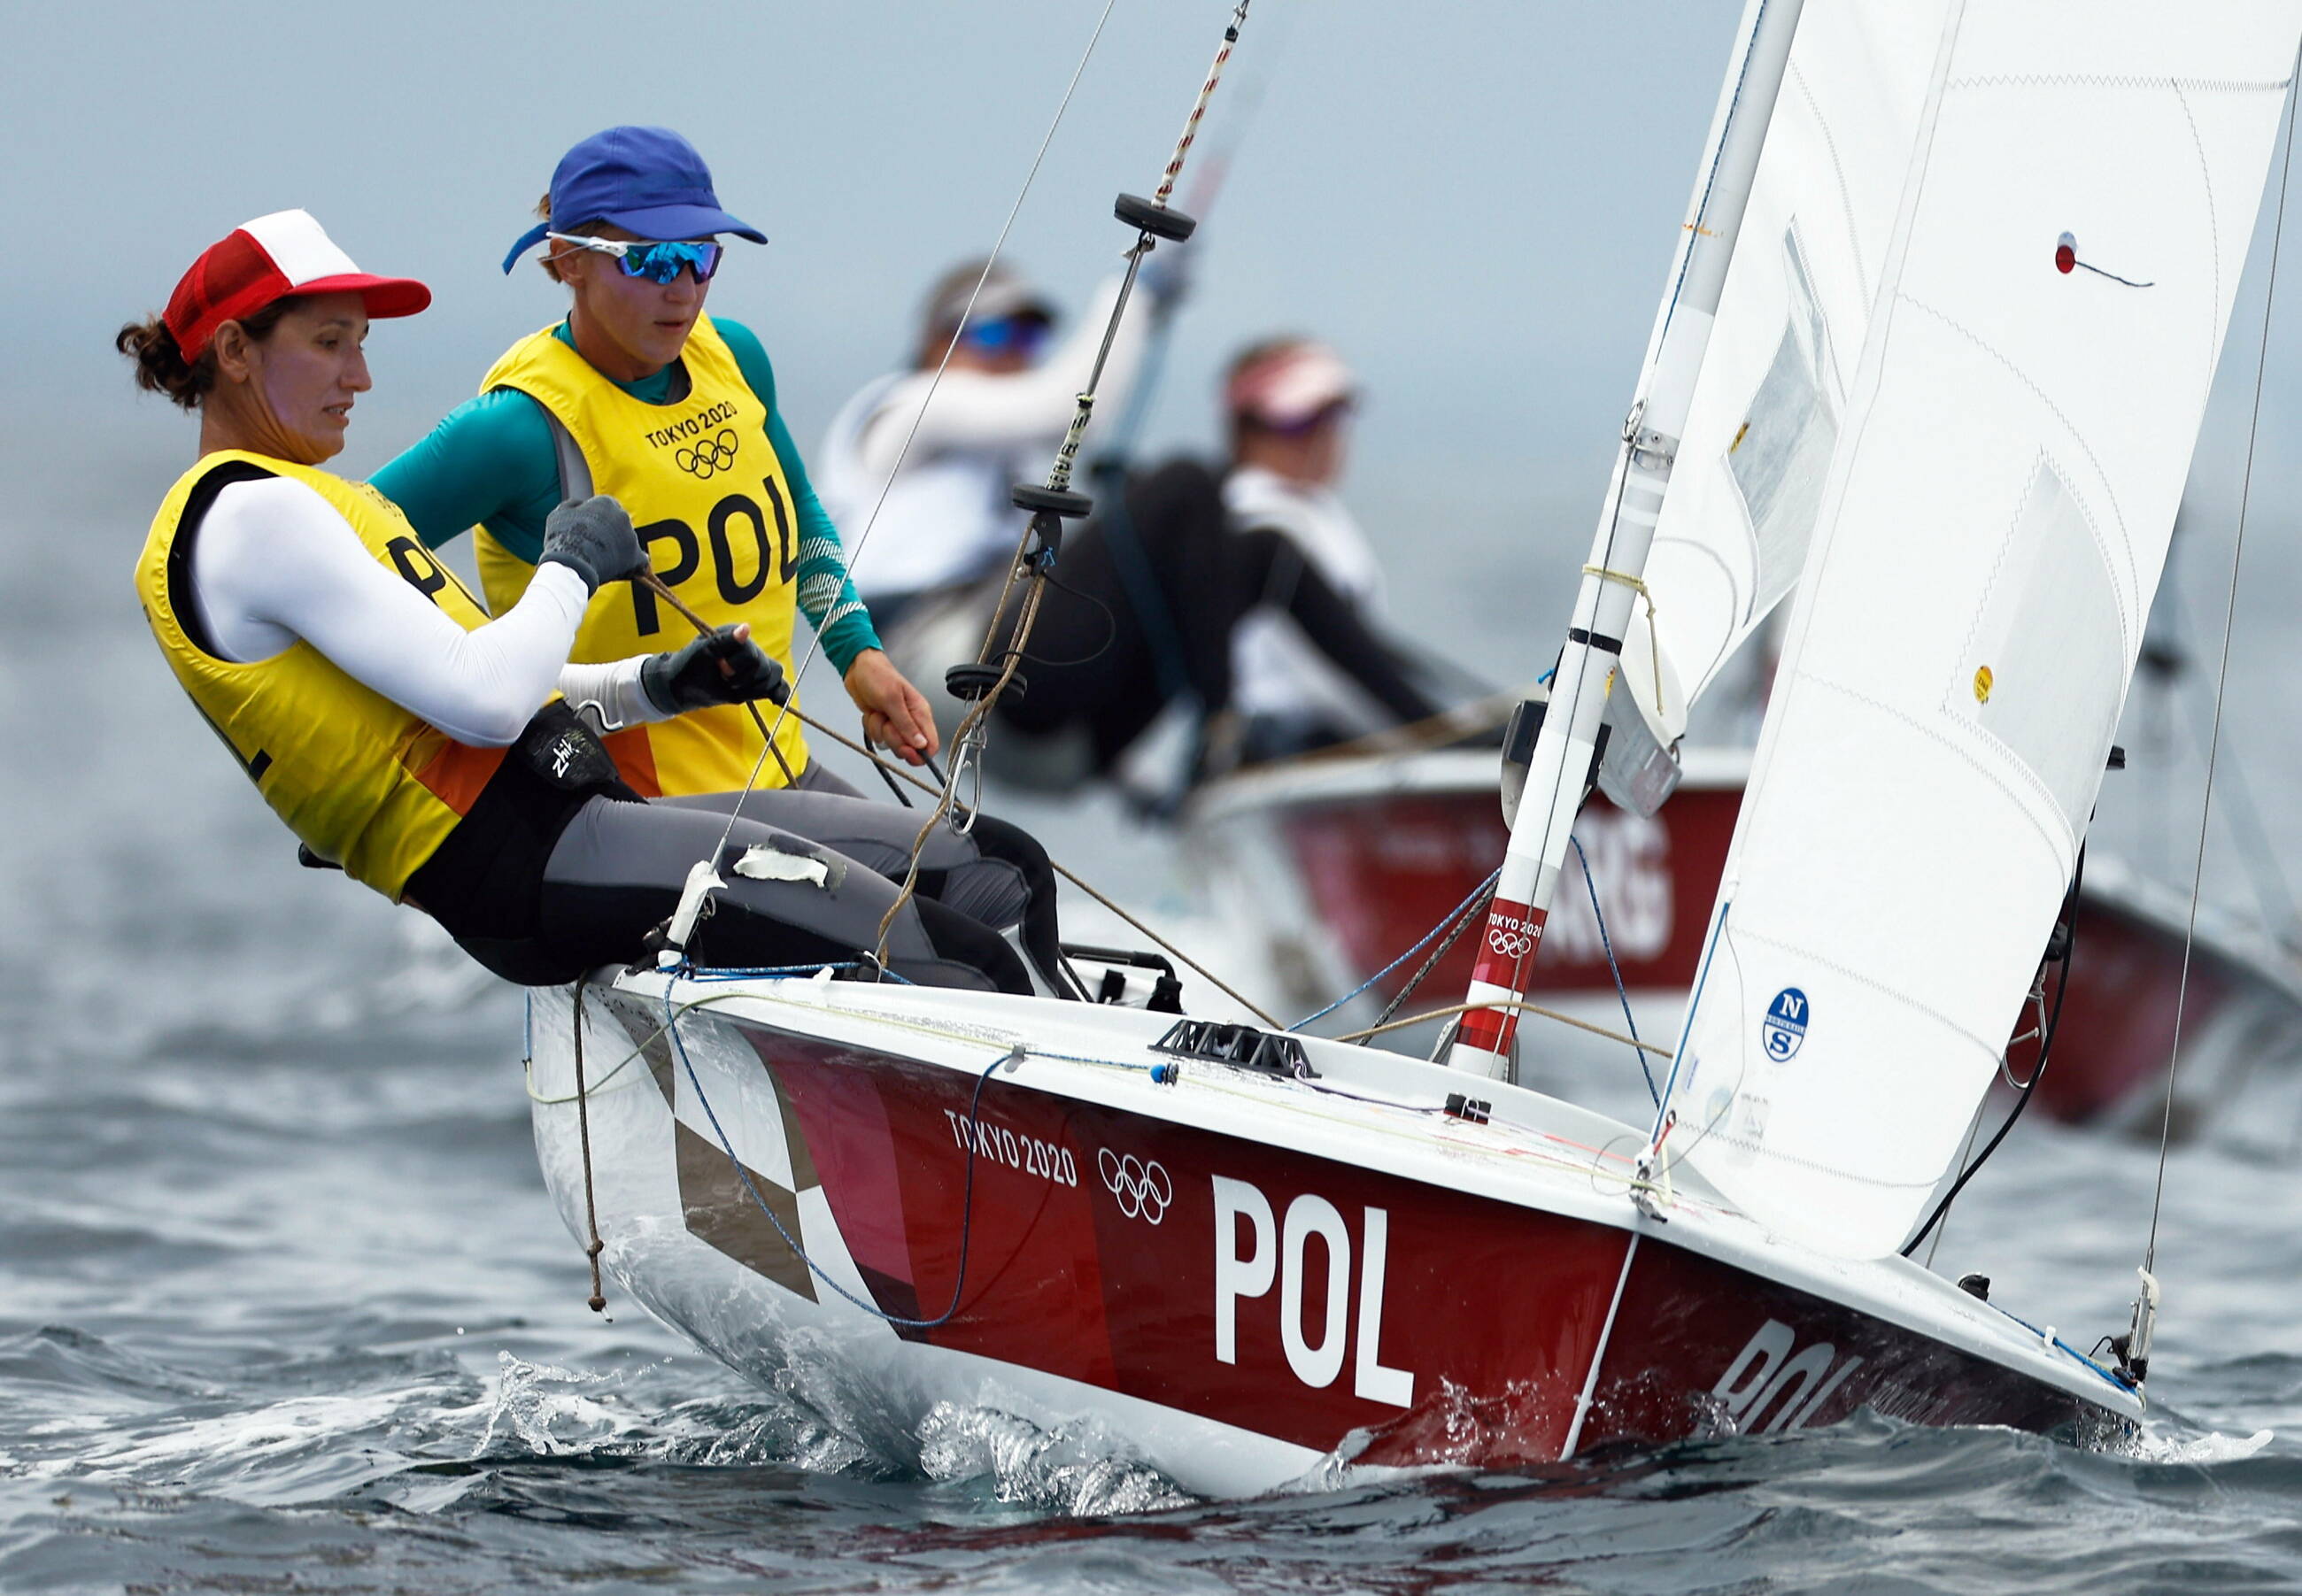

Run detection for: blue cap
[[502, 126, 767, 274]]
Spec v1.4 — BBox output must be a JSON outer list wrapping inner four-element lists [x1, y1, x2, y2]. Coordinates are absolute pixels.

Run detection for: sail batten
[[1658, 2, 2302, 1259]]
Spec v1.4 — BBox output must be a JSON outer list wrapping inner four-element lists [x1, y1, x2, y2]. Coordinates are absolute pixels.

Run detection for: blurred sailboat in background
[[1186, 0, 2302, 1146]]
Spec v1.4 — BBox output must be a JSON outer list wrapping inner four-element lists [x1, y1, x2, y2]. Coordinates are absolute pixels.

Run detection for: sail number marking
[[1212, 1176, 1416, 1407]]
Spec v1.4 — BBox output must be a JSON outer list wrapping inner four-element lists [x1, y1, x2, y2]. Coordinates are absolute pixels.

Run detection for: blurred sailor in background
[[815, 258, 1168, 629], [1217, 337, 1404, 761]]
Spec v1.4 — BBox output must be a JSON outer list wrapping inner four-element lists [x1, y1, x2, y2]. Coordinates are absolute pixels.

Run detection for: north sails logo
[[1099, 1148, 1172, 1223], [1762, 988, 1809, 1062], [676, 429, 739, 479]]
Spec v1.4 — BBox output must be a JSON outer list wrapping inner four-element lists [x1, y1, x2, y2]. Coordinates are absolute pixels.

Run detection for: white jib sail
[[1659, 0, 2302, 1260], [1627, 3, 1960, 738]]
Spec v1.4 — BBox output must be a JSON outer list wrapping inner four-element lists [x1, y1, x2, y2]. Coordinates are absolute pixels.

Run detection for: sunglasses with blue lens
[[548, 233, 725, 284], [959, 314, 1051, 357]]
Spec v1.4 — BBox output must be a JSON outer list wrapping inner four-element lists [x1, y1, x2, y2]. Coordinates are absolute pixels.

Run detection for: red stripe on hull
[[737, 1028, 2120, 1464]]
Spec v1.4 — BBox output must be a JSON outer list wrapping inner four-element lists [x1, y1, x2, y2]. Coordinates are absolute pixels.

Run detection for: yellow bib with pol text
[[135, 451, 508, 901], [476, 315, 809, 796]]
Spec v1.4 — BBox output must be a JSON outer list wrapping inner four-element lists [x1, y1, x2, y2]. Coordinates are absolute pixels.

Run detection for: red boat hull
[[649, 1014, 2123, 1468], [1212, 761, 2302, 1129]]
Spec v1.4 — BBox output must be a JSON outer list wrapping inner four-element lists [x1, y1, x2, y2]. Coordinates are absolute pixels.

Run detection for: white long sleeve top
[[816, 276, 1152, 601], [187, 474, 664, 745], [1223, 466, 1391, 730]]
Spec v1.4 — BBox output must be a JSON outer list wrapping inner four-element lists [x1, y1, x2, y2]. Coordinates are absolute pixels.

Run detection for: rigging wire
[[1359, 873, 1500, 1040], [1089, 25, 1295, 707], [1288, 867, 1502, 1033], [2146, 51, 2302, 1276], [701, 0, 1126, 867], [870, 0, 1259, 968], [1572, 833, 1661, 1109], [1899, 845, 2084, 1260]]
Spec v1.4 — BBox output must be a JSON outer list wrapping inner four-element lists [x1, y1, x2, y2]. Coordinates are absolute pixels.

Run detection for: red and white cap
[[1225, 341, 1356, 428], [164, 209, 431, 362]]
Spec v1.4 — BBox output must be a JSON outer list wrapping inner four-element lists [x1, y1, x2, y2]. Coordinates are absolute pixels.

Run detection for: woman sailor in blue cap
[[373, 127, 1071, 987]]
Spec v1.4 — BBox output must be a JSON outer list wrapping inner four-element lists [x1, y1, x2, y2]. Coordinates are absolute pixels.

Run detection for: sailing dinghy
[[1179, 744, 2302, 1133], [526, 0, 2302, 1492]]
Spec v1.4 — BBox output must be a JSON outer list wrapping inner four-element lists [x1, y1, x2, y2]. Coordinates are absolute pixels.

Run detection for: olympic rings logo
[[676, 429, 739, 479], [1487, 923, 1535, 960], [1097, 1148, 1172, 1224]]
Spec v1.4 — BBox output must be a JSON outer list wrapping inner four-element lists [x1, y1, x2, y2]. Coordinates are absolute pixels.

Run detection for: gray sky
[[10, 4, 1745, 525], [10, 0, 2302, 918], [8, 1, 2298, 649]]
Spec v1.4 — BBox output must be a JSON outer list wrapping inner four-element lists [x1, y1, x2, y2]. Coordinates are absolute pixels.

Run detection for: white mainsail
[[1657, 1, 2301, 1259]]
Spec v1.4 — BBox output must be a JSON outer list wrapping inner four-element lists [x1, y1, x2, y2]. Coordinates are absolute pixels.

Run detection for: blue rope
[[1571, 833, 1660, 1108], [657, 980, 995, 1330], [1289, 867, 1503, 1032]]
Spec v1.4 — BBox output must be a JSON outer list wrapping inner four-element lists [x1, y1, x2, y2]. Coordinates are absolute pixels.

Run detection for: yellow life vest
[[476, 315, 810, 796], [135, 451, 507, 901]]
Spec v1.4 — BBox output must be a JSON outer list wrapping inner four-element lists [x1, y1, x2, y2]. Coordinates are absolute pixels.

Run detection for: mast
[[1447, 0, 1805, 1079]]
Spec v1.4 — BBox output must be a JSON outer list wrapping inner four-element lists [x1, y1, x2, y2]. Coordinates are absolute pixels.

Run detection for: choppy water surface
[[15, 451, 2302, 1593]]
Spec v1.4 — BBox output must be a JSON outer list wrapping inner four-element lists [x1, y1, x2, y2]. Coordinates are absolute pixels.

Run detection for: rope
[[688, 0, 1124, 867], [1361, 874, 1499, 1042], [1156, 2, 1251, 205], [2147, 48, 2300, 1274], [570, 985, 607, 1312], [721, 691, 1278, 1025], [553, 974, 1668, 1215], [661, 979, 1002, 1330], [871, 0, 1261, 968], [1899, 846, 2082, 1259], [1333, 998, 1672, 1057], [634, 556, 1263, 1020], [1580, 563, 1666, 717], [641, 575, 800, 798], [1572, 834, 1660, 1108], [1048, 860, 1282, 1028], [1291, 867, 1502, 1032]]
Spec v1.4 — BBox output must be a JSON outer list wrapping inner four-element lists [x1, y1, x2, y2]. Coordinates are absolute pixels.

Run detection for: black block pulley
[[946, 662, 1025, 703], [1011, 483, 1095, 519], [1115, 192, 1197, 241]]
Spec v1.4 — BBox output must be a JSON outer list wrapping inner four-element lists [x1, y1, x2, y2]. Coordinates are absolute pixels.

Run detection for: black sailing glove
[[538, 495, 647, 594], [641, 625, 791, 714]]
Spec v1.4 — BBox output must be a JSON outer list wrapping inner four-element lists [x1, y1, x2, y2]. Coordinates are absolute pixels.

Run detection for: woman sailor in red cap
[[123, 209, 1044, 993]]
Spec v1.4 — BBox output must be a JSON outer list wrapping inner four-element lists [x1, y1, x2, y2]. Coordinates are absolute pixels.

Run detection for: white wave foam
[[2124, 1424, 2276, 1465], [917, 1400, 1192, 1515]]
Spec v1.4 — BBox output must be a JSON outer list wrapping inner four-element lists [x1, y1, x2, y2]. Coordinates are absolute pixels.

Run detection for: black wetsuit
[[992, 459, 1440, 773]]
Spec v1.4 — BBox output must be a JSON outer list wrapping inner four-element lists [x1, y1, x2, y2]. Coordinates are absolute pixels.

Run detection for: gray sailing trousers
[[653, 759, 1032, 933], [536, 760, 1050, 995]]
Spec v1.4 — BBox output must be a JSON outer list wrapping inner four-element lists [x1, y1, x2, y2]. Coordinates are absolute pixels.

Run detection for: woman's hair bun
[[115, 315, 210, 411]]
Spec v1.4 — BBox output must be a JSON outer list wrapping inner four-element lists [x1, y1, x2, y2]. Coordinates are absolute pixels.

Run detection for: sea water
[[13, 448, 2302, 1592]]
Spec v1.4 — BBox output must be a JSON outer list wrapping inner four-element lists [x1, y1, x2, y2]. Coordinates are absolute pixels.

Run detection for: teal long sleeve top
[[370, 318, 881, 675]]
